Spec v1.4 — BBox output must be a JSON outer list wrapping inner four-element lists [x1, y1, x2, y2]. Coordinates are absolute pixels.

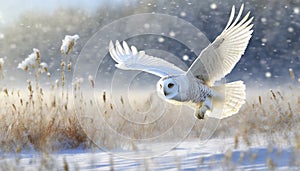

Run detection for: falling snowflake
[[265, 72, 272, 78], [158, 37, 165, 43], [261, 17, 267, 23], [288, 27, 294, 32], [180, 11, 186, 17], [210, 3, 217, 10], [169, 31, 176, 37], [293, 7, 299, 14], [182, 55, 189, 61]]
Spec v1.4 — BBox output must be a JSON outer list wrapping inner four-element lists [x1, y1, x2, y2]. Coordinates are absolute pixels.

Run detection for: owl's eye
[[168, 83, 174, 88]]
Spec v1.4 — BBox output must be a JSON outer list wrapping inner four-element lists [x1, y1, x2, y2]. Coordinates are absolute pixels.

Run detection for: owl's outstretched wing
[[187, 4, 253, 85], [109, 40, 185, 77]]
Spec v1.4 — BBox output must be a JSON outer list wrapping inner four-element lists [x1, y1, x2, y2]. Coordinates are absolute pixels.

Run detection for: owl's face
[[157, 76, 180, 100]]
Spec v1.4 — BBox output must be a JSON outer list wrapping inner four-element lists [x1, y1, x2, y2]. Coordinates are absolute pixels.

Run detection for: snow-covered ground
[[1, 137, 298, 170]]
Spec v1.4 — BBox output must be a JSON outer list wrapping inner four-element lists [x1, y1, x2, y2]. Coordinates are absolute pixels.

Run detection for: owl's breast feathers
[[187, 78, 213, 103]]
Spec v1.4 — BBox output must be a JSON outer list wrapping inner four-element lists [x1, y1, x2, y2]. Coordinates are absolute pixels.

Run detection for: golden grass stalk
[[3, 87, 8, 96], [88, 75, 94, 88]]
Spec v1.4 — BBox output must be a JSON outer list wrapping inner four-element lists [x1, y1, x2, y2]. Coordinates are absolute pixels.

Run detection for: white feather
[[208, 81, 246, 119], [188, 4, 253, 86], [108, 40, 185, 77]]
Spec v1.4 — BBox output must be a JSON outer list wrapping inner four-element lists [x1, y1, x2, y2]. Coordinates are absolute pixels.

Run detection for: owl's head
[[157, 76, 180, 100]]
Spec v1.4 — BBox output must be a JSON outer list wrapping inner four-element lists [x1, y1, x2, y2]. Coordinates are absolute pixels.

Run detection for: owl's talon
[[195, 112, 205, 120], [195, 105, 207, 120]]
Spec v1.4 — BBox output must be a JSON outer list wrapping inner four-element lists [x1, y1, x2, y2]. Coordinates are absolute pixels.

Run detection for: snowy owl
[[108, 5, 253, 120]]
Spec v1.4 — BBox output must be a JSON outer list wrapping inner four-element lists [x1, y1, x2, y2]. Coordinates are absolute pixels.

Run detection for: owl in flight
[[109, 4, 253, 119]]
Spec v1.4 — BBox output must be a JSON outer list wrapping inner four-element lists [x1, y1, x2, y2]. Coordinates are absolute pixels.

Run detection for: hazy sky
[[0, 0, 119, 25]]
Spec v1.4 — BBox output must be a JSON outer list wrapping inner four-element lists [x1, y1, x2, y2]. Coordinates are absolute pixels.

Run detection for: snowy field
[[1, 137, 298, 170]]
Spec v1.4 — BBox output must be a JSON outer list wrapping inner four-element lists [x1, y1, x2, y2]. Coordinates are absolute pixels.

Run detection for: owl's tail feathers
[[209, 81, 246, 119]]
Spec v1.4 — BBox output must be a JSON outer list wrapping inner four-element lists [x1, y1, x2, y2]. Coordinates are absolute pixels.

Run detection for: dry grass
[[214, 86, 300, 147], [0, 77, 299, 171], [0, 85, 89, 152], [1, 81, 300, 154]]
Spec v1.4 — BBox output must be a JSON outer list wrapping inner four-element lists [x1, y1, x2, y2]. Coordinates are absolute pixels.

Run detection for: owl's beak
[[163, 90, 169, 96]]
